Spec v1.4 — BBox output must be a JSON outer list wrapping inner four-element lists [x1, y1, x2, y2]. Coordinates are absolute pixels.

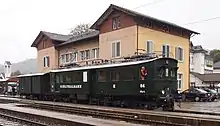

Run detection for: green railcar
[[50, 56, 178, 110], [93, 57, 178, 97], [18, 73, 51, 100], [50, 70, 91, 101]]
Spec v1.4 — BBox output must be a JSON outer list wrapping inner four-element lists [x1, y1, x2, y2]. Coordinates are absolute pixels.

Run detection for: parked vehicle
[[180, 88, 209, 102], [202, 88, 219, 101]]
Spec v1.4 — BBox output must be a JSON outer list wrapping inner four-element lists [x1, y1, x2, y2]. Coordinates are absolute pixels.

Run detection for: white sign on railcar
[[83, 71, 87, 82], [60, 85, 82, 89]]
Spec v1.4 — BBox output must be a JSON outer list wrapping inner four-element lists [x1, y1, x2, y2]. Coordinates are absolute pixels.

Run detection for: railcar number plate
[[60, 85, 82, 89]]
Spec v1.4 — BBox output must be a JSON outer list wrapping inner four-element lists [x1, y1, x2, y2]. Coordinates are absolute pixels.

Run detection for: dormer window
[[112, 17, 120, 30]]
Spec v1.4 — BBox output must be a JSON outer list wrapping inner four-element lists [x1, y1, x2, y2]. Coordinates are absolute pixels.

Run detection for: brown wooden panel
[[99, 10, 136, 34], [37, 37, 54, 51]]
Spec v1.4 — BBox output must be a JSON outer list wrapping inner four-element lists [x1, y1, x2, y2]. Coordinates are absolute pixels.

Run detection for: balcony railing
[[57, 49, 176, 69], [135, 49, 174, 58]]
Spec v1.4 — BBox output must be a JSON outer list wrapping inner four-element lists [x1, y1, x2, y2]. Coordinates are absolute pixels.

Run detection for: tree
[[209, 49, 220, 63], [69, 23, 95, 36], [11, 70, 22, 76]]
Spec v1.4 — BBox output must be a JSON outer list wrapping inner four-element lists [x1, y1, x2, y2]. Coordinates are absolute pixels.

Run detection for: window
[[85, 50, 90, 60], [72, 52, 78, 62], [112, 17, 120, 30], [61, 55, 65, 64], [177, 73, 183, 89], [56, 75, 60, 83], [80, 51, 85, 61], [43, 56, 49, 67], [121, 67, 134, 81], [170, 69, 176, 77], [112, 41, 121, 58], [146, 40, 154, 53], [65, 54, 70, 63], [91, 48, 99, 59], [72, 72, 81, 82], [175, 47, 184, 61], [80, 50, 90, 61], [110, 71, 120, 81], [64, 75, 72, 83], [98, 70, 107, 82], [162, 45, 170, 57]]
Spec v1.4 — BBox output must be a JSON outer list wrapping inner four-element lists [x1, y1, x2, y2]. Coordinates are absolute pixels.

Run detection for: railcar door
[[89, 69, 97, 98]]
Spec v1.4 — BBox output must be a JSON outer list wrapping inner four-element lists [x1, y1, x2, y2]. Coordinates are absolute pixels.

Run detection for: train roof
[[17, 72, 48, 77], [50, 57, 158, 73]]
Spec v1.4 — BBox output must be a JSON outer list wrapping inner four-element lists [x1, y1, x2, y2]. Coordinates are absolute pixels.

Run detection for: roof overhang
[[90, 4, 200, 35], [31, 31, 49, 48]]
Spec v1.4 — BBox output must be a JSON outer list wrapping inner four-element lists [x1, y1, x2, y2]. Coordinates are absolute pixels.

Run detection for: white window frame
[[60, 54, 65, 64], [80, 51, 85, 61], [85, 50, 90, 60], [65, 53, 70, 63], [175, 46, 184, 62], [43, 56, 49, 67], [91, 48, 99, 59], [111, 40, 121, 58], [112, 18, 117, 30], [146, 40, 154, 54], [162, 44, 170, 58], [177, 73, 183, 90], [72, 52, 78, 62]]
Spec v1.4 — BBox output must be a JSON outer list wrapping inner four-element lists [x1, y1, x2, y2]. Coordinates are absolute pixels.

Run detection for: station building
[[31, 4, 199, 91]]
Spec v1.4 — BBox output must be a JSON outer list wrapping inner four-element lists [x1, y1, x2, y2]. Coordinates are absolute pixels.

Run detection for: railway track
[[16, 102, 220, 126], [2, 95, 220, 116], [2, 96, 220, 126], [0, 112, 47, 126]]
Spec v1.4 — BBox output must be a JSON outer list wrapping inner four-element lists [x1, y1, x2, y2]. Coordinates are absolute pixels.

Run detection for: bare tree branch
[[69, 23, 95, 36]]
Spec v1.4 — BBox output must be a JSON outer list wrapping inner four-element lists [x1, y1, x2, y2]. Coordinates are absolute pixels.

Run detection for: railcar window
[[56, 75, 60, 83], [171, 69, 176, 77], [110, 71, 120, 81], [72, 72, 81, 82], [64, 75, 72, 83], [158, 68, 164, 78], [121, 67, 134, 81], [98, 70, 107, 82], [59, 74, 64, 83]]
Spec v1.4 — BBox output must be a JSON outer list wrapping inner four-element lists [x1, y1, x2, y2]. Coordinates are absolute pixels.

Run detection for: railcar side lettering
[[60, 85, 82, 89]]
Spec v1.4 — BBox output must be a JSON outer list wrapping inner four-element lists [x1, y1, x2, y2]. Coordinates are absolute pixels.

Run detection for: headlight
[[162, 90, 165, 94], [177, 90, 181, 94]]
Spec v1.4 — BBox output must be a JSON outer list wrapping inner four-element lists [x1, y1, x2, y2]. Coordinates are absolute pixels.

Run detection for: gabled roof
[[190, 45, 208, 53], [4, 61, 11, 65], [31, 31, 72, 47], [90, 4, 199, 35], [57, 30, 99, 47], [214, 61, 220, 69], [191, 72, 220, 82]]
